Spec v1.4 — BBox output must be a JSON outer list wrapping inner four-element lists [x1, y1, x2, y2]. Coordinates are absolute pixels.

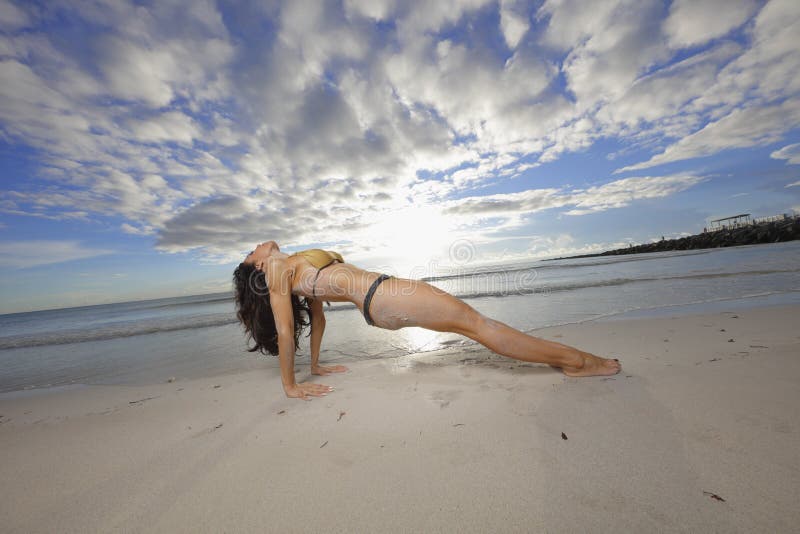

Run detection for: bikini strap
[[311, 268, 322, 297], [363, 274, 391, 326], [309, 258, 343, 298]]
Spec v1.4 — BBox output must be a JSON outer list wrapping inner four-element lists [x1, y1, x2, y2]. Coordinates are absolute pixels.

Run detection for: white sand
[[1, 304, 799, 533]]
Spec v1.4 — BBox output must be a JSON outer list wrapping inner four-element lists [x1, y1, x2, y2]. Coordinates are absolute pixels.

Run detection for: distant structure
[[753, 213, 791, 224], [708, 213, 752, 231], [705, 212, 793, 232]]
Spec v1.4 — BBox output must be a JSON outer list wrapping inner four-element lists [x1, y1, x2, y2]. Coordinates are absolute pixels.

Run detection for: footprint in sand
[[428, 389, 461, 409]]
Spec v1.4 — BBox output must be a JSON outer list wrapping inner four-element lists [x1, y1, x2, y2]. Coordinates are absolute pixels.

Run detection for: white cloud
[[597, 42, 742, 133], [97, 35, 234, 108], [771, 143, 800, 165], [0, 0, 30, 32], [444, 173, 705, 217], [444, 187, 564, 216], [696, 0, 800, 109], [344, 0, 396, 21], [0, 240, 113, 268], [499, 0, 530, 49], [785, 180, 800, 188], [618, 100, 800, 172], [120, 223, 155, 235], [613, 0, 800, 173], [564, 174, 706, 214], [664, 0, 758, 49], [538, 0, 623, 51], [98, 37, 177, 107], [127, 111, 200, 144], [540, 0, 671, 108], [395, 0, 493, 40], [0, 60, 91, 144], [386, 34, 555, 145]]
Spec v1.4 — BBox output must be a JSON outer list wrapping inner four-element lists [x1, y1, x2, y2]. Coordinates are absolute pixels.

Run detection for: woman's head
[[244, 240, 280, 271], [232, 260, 310, 356]]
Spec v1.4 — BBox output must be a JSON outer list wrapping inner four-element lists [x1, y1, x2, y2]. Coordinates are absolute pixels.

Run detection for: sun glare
[[364, 206, 456, 275], [401, 326, 444, 352]]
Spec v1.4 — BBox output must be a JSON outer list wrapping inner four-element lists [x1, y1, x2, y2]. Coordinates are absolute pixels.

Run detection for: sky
[[1, 0, 799, 313]]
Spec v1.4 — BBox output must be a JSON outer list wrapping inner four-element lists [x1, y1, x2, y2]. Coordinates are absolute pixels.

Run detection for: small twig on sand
[[129, 396, 159, 405], [703, 491, 725, 502]]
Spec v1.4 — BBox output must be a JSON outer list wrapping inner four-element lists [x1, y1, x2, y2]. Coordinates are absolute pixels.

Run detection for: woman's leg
[[369, 278, 621, 377]]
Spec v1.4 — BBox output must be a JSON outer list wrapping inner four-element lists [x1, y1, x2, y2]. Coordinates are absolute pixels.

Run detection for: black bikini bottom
[[363, 274, 391, 326]]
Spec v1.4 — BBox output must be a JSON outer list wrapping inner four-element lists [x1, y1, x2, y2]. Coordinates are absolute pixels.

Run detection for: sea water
[[1, 241, 798, 393]]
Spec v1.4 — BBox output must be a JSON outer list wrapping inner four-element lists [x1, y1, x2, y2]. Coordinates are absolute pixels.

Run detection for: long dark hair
[[232, 262, 311, 356]]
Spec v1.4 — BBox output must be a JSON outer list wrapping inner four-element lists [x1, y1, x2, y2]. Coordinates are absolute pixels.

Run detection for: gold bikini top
[[290, 249, 344, 297], [290, 249, 344, 269]]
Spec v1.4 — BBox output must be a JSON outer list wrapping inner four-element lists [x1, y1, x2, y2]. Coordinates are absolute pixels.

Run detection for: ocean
[[1, 241, 799, 393]]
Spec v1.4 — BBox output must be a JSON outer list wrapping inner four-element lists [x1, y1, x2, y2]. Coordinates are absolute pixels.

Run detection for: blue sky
[[1, 0, 799, 313]]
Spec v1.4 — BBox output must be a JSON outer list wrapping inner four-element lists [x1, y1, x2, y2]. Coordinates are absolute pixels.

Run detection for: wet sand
[[1, 304, 799, 532]]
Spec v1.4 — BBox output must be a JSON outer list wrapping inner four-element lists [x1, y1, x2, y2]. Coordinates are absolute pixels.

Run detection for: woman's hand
[[311, 364, 349, 376], [284, 382, 334, 400]]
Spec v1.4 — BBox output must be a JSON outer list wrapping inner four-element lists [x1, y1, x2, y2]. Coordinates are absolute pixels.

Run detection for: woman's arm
[[266, 259, 332, 400], [311, 299, 347, 376], [309, 297, 325, 371], [308, 298, 349, 376]]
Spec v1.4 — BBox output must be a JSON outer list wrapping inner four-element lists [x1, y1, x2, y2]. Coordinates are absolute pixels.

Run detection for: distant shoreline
[[545, 215, 800, 261]]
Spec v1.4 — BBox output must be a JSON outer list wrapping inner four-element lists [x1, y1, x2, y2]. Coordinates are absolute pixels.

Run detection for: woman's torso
[[276, 250, 383, 305]]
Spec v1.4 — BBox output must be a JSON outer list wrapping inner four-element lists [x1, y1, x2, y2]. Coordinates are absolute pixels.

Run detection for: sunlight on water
[[400, 326, 451, 352]]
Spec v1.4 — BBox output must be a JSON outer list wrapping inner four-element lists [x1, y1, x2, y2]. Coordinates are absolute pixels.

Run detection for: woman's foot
[[560, 352, 621, 377]]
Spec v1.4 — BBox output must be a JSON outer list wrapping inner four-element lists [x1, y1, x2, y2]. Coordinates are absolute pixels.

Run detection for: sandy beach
[[1, 303, 799, 533]]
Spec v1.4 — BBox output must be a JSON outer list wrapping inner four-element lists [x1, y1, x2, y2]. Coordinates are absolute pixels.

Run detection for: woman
[[233, 241, 621, 400]]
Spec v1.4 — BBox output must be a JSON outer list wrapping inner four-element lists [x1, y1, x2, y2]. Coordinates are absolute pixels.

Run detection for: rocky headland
[[548, 215, 800, 260]]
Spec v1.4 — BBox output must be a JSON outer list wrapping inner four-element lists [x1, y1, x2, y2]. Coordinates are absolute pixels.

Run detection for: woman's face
[[245, 241, 279, 268]]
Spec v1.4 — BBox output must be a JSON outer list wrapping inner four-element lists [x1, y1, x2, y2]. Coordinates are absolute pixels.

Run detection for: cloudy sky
[[1, 0, 799, 313]]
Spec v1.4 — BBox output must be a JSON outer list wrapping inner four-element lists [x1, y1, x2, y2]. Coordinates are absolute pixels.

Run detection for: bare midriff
[[290, 261, 383, 310]]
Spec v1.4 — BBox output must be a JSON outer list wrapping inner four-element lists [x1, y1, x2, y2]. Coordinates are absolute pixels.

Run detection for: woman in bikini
[[233, 241, 621, 400]]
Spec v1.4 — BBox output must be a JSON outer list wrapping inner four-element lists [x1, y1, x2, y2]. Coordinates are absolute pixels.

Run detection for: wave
[[146, 294, 233, 310], [0, 313, 240, 350], [540, 248, 713, 266], [420, 249, 717, 281], [439, 268, 800, 299], [421, 264, 538, 282]]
